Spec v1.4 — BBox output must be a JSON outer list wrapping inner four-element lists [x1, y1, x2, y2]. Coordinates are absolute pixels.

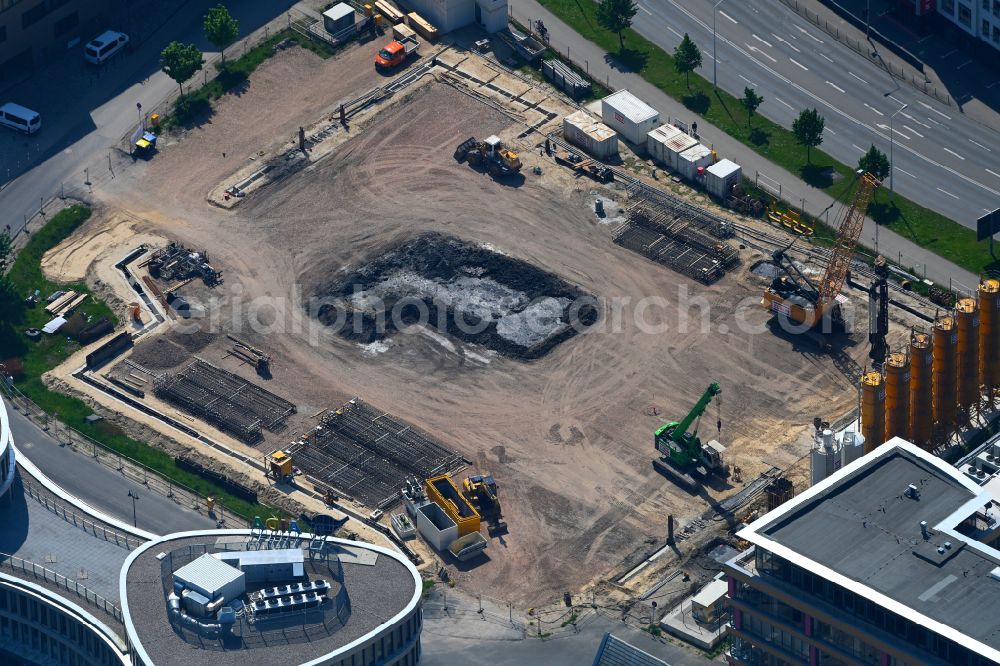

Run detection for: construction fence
[[0, 379, 250, 528]]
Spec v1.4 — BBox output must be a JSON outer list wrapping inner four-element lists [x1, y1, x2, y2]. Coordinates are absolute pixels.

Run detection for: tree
[[596, 0, 638, 51], [792, 108, 825, 163], [673, 34, 702, 88], [858, 144, 890, 181], [204, 4, 239, 62], [740, 87, 764, 130], [160, 42, 204, 96]]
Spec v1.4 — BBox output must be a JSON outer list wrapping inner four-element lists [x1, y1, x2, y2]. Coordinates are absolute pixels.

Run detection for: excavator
[[762, 171, 881, 343], [454, 135, 522, 178], [461, 473, 508, 536], [654, 383, 728, 490]]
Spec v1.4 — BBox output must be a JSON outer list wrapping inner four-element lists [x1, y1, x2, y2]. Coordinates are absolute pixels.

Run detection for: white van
[[84, 30, 129, 65], [0, 103, 41, 134]]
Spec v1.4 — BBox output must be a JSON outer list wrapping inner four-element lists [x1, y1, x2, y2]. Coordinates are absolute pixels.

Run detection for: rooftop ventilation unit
[[906, 484, 920, 499]]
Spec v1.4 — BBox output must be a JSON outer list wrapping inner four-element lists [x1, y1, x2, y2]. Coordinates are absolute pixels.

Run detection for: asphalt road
[[0, 0, 295, 238], [5, 398, 217, 535], [628, 0, 1000, 230]]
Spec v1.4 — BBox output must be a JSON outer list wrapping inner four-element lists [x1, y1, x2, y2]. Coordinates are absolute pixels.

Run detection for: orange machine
[[762, 172, 880, 338], [375, 36, 419, 69]]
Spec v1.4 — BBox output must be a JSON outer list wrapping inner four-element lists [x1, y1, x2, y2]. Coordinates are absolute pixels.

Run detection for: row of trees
[[160, 4, 239, 96]]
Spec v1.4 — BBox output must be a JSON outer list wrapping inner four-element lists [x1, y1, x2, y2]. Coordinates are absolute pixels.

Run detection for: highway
[[627, 0, 1000, 230]]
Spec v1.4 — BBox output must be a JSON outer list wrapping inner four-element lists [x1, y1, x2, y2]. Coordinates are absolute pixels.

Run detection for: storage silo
[[810, 428, 841, 486], [909, 331, 933, 449], [861, 371, 886, 453], [956, 297, 980, 418], [932, 314, 958, 430], [884, 352, 910, 442], [979, 279, 1000, 399], [840, 430, 866, 466]]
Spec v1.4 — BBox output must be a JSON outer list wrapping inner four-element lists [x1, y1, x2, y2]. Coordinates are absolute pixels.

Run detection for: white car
[[84, 30, 129, 65]]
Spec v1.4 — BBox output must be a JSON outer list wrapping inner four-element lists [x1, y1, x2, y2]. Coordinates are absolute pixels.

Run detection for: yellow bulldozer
[[454, 135, 522, 178], [461, 473, 508, 536]]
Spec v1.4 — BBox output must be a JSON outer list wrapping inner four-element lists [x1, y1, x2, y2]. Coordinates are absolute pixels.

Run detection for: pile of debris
[[146, 241, 222, 286]]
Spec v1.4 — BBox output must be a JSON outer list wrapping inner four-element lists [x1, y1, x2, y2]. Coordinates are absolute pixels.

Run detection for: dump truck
[[375, 36, 419, 70], [462, 474, 508, 536], [454, 135, 522, 178]]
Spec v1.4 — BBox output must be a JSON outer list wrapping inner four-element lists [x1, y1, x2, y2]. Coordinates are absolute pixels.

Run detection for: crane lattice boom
[[816, 172, 881, 309]]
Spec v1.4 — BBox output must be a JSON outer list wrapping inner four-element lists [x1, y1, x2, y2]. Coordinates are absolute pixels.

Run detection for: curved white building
[[120, 530, 423, 666], [0, 393, 15, 499]]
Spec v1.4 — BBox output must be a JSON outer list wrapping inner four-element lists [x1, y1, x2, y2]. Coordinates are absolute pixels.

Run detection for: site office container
[[677, 144, 714, 182], [600, 90, 659, 145], [705, 159, 742, 199], [647, 123, 683, 164], [563, 110, 619, 160], [662, 132, 698, 171]]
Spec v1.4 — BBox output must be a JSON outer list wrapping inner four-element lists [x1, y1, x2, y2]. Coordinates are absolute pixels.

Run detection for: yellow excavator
[[762, 170, 880, 344], [462, 473, 508, 536], [454, 135, 522, 178]]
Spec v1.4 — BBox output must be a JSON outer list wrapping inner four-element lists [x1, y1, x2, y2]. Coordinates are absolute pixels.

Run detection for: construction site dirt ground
[[51, 41, 877, 605]]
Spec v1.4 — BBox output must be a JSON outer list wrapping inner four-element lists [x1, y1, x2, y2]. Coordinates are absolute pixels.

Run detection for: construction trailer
[[601, 90, 660, 145], [676, 144, 714, 182], [563, 110, 618, 160], [705, 159, 742, 200]]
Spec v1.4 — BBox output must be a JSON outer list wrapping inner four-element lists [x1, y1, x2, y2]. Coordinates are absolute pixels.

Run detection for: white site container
[[662, 132, 698, 171], [600, 90, 659, 145], [563, 110, 619, 160], [705, 158, 742, 199], [646, 123, 683, 165], [677, 144, 714, 181]]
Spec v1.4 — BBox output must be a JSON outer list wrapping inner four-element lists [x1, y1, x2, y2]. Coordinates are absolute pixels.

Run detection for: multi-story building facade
[[936, 0, 1000, 52], [0, 0, 114, 80], [725, 438, 1000, 666]]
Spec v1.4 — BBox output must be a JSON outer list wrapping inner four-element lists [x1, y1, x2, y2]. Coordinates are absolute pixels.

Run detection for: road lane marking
[[988, 81, 1000, 89], [925, 115, 941, 126], [719, 10, 737, 23], [900, 112, 932, 129], [969, 139, 992, 152], [864, 103, 884, 116], [745, 43, 777, 62], [638, 4, 652, 14], [852, 144, 866, 152], [826, 80, 845, 93], [936, 187, 959, 199], [753, 34, 774, 48], [918, 101, 951, 120], [739, 74, 756, 87], [775, 97, 795, 110], [887, 94, 905, 104], [789, 57, 808, 70], [794, 24, 823, 43], [902, 125, 924, 138], [661, 0, 1000, 201], [772, 33, 801, 52], [824, 126, 837, 134], [896, 167, 917, 178], [987, 169, 1000, 179], [957, 59, 973, 70], [848, 71, 868, 84], [667, 25, 683, 37], [942, 48, 958, 57], [943, 147, 965, 160], [819, 53, 834, 62], [877, 123, 911, 140]]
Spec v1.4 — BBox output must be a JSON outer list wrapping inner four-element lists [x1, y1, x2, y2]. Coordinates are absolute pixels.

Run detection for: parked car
[[0, 102, 40, 134], [84, 30, 129, 64]]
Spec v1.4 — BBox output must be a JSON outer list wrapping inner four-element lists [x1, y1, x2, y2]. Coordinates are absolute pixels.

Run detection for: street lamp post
[[128, 490, 140, 527], [889, 102, 908, 201], [713, 0, 728, 88]]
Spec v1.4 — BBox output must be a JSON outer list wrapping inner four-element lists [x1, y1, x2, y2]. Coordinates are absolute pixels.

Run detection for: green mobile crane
[[653, 383, 729, 489]]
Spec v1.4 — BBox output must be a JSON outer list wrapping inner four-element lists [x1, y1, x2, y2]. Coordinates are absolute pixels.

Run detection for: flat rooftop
[[123, 533, 418, 666], [742, 439, 1000, 656]]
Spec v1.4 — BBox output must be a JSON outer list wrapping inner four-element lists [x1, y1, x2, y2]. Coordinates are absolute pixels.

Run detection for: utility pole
[[713, 0, 729, 88], [128, 490, 140, 527], [889, 102, 908, 201]]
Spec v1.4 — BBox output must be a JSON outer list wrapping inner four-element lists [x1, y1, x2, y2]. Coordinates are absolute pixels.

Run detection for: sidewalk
[[508, 0, 978, 290], [787, 0, 1000, 130]]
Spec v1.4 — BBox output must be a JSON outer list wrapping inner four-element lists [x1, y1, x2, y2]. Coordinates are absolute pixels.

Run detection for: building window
[[994, 24, 1000, 41], [52, 10, 77, 37], [984, 19, 991, 35], [994, 0, 1000, 17], [20, 1, 45, 28], [959, 3, 973, 26], [942, 0, 956, 15]]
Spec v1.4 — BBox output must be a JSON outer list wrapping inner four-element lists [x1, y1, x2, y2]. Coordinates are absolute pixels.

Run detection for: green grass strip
[[536, 0, 994, 276]]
